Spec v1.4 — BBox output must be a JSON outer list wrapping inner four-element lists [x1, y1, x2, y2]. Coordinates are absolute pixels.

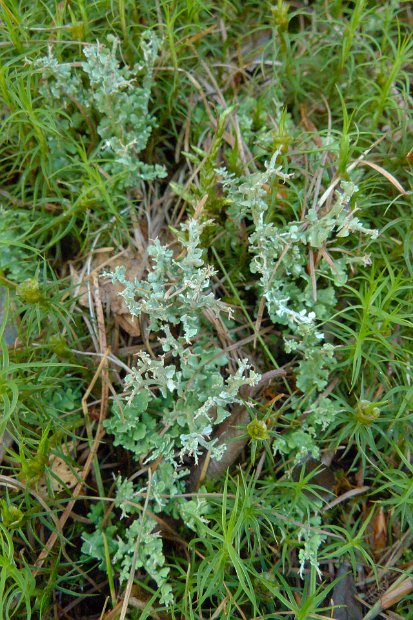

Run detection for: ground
[[0, 1, 413, 618]]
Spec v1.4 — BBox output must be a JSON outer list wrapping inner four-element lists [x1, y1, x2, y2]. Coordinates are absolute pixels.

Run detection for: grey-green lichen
[[35, 32, 166, 187]]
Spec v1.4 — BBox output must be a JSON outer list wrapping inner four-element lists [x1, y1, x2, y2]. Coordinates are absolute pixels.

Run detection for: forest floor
[[1, 1, 413, 618]]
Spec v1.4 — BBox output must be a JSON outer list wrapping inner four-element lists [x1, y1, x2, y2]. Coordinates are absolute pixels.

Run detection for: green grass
[[1, 0, 413, 618]]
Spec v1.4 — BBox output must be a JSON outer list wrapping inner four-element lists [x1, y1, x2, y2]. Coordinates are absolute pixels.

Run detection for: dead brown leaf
[[187, 404, 250, 492], [70, 248, 144, 336], [371, 506, 387, 557], [381, 577, 413, 610], [187, 369, 287, 491], [38, 442, 80, 495]]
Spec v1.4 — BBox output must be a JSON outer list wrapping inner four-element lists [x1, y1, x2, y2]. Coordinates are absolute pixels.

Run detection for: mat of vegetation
[[1, 1, 412, 618]]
